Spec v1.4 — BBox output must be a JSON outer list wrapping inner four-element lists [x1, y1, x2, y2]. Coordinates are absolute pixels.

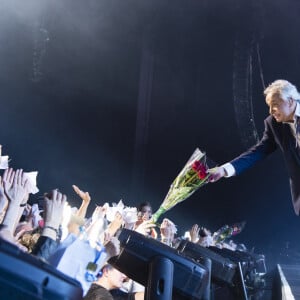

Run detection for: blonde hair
[[264, 80, 300, 101], [19, 232, 40, 253]]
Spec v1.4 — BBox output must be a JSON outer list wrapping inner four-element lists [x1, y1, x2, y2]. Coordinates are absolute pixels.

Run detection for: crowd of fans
[[0, 145, 248, 300]]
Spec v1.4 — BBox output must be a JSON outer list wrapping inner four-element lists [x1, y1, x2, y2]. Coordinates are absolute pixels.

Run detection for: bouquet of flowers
[[213, 221, 246, 243], [151, 148, 212, 223]]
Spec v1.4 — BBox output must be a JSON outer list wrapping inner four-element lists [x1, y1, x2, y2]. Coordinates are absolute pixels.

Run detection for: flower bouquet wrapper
[[213, 221, 246, 243], [151, 148, 215, 224]]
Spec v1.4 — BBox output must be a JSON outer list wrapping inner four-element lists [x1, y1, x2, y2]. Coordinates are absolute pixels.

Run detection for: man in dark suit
[[210, 79, 300, 215]]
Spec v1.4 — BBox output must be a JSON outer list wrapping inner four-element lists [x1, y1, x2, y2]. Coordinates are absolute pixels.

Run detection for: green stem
[[152, 207, 167, 223]]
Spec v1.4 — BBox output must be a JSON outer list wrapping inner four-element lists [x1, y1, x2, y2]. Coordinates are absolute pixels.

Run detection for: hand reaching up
[[3, 168, 29, 206], [43, 189, 67, 229], [91, 205, 106, 223], [134, 220, 156, 236], [189, 224, 200, 243], [106, 211, 123, 237], [2, 169, 30, 232], [72, 184, 91, 205], [0, 177, 8, 221]]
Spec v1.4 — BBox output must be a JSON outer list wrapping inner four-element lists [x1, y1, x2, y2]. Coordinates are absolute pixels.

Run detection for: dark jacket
[[84, 283, 113, 300], [230, 115, 300, 215]]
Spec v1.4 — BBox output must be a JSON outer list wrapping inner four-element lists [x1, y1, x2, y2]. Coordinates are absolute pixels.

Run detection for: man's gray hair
[[264, 79, 300, 101]]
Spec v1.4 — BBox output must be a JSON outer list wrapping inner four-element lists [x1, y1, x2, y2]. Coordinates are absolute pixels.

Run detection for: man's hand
[[208, 167, 226, 182]]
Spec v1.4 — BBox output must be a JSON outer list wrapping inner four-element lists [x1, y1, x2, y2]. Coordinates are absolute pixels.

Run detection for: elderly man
[[210, 79, 300, 215]]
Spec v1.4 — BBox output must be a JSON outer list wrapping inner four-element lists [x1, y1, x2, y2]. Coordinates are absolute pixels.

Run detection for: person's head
[[137, 201, 152, 221], [96, 264, 126, 290], [264, 80, 300, 122]]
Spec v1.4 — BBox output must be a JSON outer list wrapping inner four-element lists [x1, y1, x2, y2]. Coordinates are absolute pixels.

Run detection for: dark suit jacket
[[230, 115, 300, 215]]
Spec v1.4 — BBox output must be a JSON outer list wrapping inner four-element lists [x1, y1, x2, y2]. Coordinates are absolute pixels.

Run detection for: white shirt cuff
[[221, 163, 236, 177]]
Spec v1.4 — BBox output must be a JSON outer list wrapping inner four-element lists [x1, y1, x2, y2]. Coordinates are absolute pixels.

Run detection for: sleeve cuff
[[222, 163, 236, 177]]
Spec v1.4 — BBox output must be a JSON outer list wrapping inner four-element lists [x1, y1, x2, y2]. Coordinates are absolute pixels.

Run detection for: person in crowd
[[0, 157, 258, 300], [111, 201, 156, 300], [189, 224, 214, 247], [134, 201, 157, 238], [32, 189, 66, 259], [210, 79, 300, 216], [189, 223, 238, 249], [84, 264, 127, 300], [48, 201, 121, 296], [134, 201, 152, 227]]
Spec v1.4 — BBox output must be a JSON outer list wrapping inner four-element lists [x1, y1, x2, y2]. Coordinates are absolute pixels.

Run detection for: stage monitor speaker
[[0, 238, 83, 300], [208, 247, 266, 275], [177, 240, 237, 285], [109, 229, 209, 300]]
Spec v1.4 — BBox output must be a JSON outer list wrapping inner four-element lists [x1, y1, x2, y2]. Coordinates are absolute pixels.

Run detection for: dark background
[[1, 0, 300, 267]]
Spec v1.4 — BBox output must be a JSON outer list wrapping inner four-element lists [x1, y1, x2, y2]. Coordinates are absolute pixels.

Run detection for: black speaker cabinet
[[177, 240, 237, 285], [0, 238, 83, 300], [109, 229, 209, 300]]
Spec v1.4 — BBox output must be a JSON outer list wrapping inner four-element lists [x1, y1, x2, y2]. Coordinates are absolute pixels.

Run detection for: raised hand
[[134, 220, 156, 236], [2, 168, 14, 198], [72, 184, 91, 219], [72, 184, 91, 204], [91, 205, 106, 222], [2, 169, 30, 232], [106, 211, 123, 237], [43, 189, 67, 229], [0, 177, 8, 219], [86, 205, 107, 247], [190, 224, 200, 243], [3, 168, 29, 206]]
